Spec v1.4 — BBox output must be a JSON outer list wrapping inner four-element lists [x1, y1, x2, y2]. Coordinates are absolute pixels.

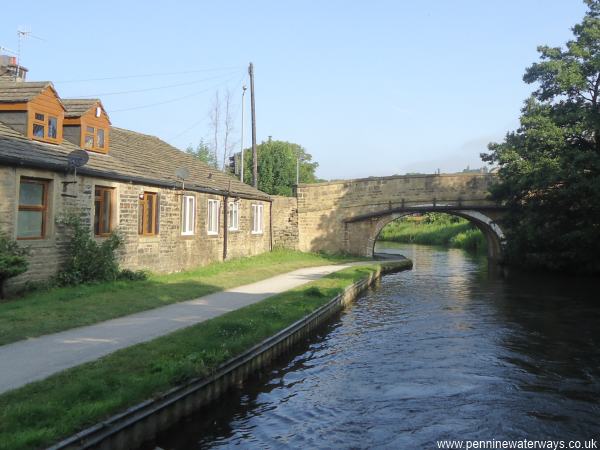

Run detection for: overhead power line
[[168, 73, 247, 141], [75, 71, 240, 97], [54, 66, 244, 84], [108, 73, 242, 113]]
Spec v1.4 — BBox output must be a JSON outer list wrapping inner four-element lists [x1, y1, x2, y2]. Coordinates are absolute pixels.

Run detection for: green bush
[[378, 214, 488, 254], [56, 216, 123, 286], [450, 229, 487, 252], [0, 234, 29, 299], [117, 269, 148, 281]]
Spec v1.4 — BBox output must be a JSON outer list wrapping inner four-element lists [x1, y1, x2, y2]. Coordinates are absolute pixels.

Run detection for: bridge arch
[[364, 209, 505, 261]]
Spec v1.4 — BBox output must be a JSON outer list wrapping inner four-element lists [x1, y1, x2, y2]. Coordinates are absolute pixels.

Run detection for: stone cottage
[[0, 63, 274, 292]]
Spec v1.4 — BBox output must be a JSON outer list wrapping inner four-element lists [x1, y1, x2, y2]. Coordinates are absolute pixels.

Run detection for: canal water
[[151, 243, 600, 449]]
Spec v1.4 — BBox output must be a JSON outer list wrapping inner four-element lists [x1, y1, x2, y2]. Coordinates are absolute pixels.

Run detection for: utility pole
[[249, 62, 258, 189], [240, 85, 247, 183]]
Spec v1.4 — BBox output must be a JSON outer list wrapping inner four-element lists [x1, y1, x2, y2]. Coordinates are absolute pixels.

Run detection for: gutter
[[0, 154, 272, 203]]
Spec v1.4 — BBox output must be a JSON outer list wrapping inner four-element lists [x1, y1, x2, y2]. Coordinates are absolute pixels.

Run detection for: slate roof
[[0, 81, 55, 103], [0, 121, 270, 200], [61, 99, 100, 118]]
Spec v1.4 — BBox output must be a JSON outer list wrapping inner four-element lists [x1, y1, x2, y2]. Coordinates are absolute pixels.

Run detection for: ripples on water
[[152, 244, 600, 449]]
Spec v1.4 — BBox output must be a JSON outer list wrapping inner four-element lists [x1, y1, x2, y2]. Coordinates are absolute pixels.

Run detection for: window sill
[[85, 147, 109, 154], [251, 231, 264, 235], [16, 238, 54, 247], [138, 234, 160, 240], [31, 136, 61, 145], [207, 231, 219, 236]]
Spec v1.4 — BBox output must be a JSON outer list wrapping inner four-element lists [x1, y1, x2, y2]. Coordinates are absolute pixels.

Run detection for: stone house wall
[[0, 166, 272, 293], [270, 195, 298, 250]]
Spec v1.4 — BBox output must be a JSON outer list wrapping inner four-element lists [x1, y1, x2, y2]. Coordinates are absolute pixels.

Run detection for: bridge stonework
[[294, 173, 506, 261]]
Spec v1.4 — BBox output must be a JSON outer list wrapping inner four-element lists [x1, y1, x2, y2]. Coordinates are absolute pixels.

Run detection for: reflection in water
[[151, 243, 600, 449]]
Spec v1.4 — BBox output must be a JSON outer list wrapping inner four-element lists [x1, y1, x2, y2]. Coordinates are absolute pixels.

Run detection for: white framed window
[[207, 199, 220, 235], [228, 201, 239, 231], [252, 203, 263, 234], [181, 195, 195, 235]]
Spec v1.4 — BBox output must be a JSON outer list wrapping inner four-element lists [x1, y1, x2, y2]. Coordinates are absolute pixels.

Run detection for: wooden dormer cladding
[[28, 85, 64, 144], [62, 99, 111, 154], [0, 82, 65, 144]]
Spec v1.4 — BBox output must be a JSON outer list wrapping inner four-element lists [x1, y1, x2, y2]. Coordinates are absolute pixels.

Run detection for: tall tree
[[241, 139, 319, 196], [206, 89, 236, 170], [209, 90, 220, 168], [221, 89, 235, 170], [482, 0, 600, 273], [186, 138, 218, 168]]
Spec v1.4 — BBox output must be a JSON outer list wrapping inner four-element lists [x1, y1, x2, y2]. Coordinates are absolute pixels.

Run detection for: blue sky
[[1, 0, 588, 179]]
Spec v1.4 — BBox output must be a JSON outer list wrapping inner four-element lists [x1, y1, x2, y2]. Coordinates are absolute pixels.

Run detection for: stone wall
[[1, 166, 68, 287], [0, 167, 272, 293], [271, 196, 298, 250]]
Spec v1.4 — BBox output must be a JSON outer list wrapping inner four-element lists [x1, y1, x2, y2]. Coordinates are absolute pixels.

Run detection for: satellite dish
[[175, 167, 189, 180], [67, 149, 89, 168], [63, 150, 89, 196]]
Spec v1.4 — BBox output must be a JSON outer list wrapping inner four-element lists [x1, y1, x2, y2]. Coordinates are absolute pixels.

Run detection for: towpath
[[0, 263, 363, 395]]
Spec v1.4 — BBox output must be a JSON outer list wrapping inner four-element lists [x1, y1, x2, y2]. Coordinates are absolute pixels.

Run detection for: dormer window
[[98, 129, 105, 149], [85, 126, 95, 149], [49, 116, 58, 138], [83, 125, 107, 151], [61, 98, 110, 154], [31, 112, 60, 142], [0, 81, 65, 145], [32, 113, 45, 137]]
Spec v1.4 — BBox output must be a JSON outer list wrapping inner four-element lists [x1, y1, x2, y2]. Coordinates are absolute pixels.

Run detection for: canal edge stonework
[[48, 261, 411, 450]]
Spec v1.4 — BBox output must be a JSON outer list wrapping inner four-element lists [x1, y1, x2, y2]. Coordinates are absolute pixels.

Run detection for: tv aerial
[[0, 45, 16, 56], [16, 27, 45, 81]]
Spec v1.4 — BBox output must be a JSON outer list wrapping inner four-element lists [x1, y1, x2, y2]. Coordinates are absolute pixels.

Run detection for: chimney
[[0, 54, 28, 82]]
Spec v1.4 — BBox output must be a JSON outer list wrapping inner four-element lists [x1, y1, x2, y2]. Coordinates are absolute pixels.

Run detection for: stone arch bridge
[[294, 173, 506, 261]]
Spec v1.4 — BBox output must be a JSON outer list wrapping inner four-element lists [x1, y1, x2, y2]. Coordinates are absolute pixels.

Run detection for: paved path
[[0, 264, 359, 395]]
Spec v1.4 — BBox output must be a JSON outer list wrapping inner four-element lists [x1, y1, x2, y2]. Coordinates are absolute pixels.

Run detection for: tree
[[0, 233, 28, 299], [209, 90, 220, 169], [241, 139, 319, 196], [482, 0, 600, 273], [186, 139, 218, 168], [205, 89, 236, 171], [221, 90, 235, 171]]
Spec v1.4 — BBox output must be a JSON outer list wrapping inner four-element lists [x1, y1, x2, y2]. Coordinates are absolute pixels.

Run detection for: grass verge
[[0, 250, 355, 346], [0, 261, 410, 450], [378, 217, 487, 253]]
